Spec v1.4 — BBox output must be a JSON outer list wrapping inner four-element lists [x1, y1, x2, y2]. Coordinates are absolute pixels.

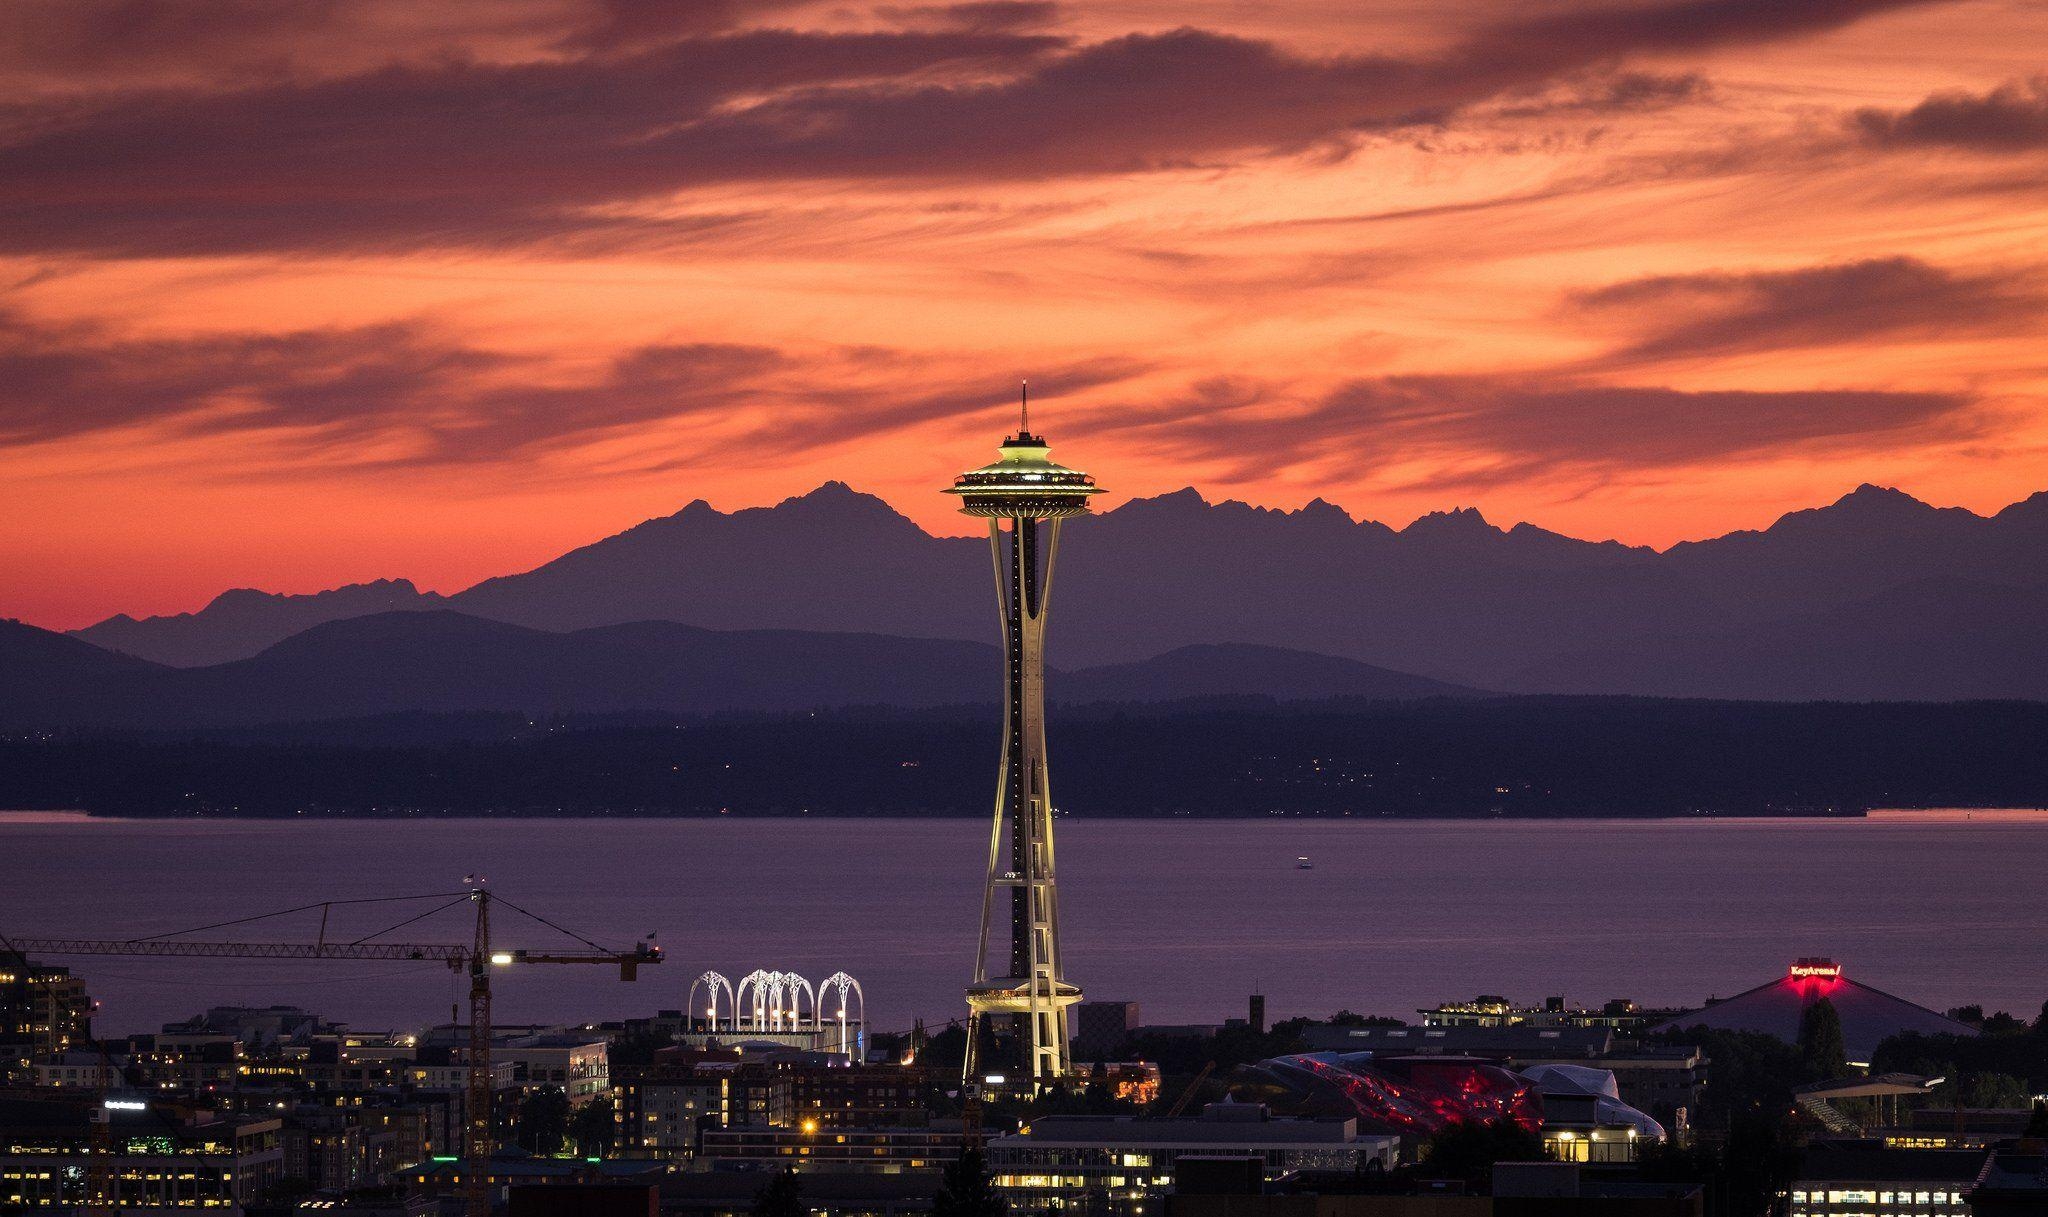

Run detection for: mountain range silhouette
[[43, 480, 2048, 705]]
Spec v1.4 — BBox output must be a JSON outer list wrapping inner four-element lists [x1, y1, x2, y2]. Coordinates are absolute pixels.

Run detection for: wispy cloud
[[1083, 373, 1980, 489], [0, 0, 1952, 257], [1571, 257, 2046, 363], [1854, 76, 2048, 151], [0, 310, 1147, 471]]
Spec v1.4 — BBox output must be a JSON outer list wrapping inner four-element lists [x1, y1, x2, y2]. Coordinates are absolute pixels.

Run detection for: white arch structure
[[737, 969, 813, 1031], [689, 971, 736, 1030], [703, 968, 863, 1058], [818, 972, 865, 1062]]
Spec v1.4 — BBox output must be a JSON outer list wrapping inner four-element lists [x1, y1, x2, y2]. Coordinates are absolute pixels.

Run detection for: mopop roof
[[1650, 958, 1976, 1064], [946, 430, 1102, 519]]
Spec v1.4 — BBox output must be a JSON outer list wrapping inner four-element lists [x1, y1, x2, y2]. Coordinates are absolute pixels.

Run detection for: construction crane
[[1164, 1061, 1217, 1118], [8, 886, 660, 1217]]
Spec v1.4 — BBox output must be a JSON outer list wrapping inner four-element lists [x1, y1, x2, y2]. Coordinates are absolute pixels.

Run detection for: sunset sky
[[4, 0, 2046, 629]]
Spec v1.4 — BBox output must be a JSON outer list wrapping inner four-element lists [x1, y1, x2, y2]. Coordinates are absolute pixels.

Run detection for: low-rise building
[[1298, 1024, 1704, 1128], [32, 1050, 128, 1089], [1419, 995, 1686, 1035], [282, 1103, 433, 1191], [1881, 1107, 2039, 1151], [790, 1064, 930, 1130], [501, 1034, 610, 1106], [660, 1169, 938, 1217], [0, 1094, 284, 1211], [1788, 1140, 1983, 1217], [989, 1102, 1397, 1215], [1968, 1148, 2048, 1216], [613, 1052, 797, 1159], [695, 1125, 965, 1174]]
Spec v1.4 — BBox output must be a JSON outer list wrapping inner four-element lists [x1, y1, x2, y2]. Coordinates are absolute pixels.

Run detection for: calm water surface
[[2, 812, 2043, 1036]]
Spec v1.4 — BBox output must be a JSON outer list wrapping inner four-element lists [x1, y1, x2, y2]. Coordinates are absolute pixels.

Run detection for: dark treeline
[[3, 695, 2046, 817]]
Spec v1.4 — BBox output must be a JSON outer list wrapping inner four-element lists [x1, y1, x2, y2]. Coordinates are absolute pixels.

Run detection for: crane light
[[489, 953, 514, 966]]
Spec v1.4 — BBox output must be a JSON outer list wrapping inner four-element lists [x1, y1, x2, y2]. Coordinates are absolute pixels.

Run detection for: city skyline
[[4, 0, 2047, 628]]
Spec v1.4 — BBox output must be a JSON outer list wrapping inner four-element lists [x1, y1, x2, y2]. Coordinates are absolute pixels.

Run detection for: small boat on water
[[1296, 855, 1314, 869]]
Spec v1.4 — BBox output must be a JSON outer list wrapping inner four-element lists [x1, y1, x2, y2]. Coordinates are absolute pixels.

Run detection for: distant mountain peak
[[1106, 487, 1211, 518], [1757, 483, 1979, 540], [786, 480, 863, 503], [1834, 483, 1932, 513], [1402, 506, 1495, 536], [203, 578, 424, 613], [767, 481, 914, 522], [1993, 489, 2048, 523], [1297, 497, 1354, 523]]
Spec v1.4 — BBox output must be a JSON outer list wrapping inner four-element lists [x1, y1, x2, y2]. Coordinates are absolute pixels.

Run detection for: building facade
[[988, 1103, 1397, 1215], [696, 1126, 965, 1174], [0, 956, 93, 1081], [0, 1096, 283, 1211]]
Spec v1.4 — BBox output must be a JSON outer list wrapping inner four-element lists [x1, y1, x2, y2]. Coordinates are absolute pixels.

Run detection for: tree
[[752, 1168, 804, 1217], [570, 1094, 615, 1157], [1962, 1073, 2031, 1109], [933, 1147, 1006, 1217], [922, 1026, 969, 1073], [1655, 1027, 1802, 1128], [1719, 1111, 1800, 1217], [1416, 1119, 1545, 1192], [1326, 1010, 1404, 1029], [516, 1087, 571, 1155], [1797, 998, 1850, 1081]]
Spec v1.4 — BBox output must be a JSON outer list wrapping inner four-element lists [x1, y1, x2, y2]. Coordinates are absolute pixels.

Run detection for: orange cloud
[[3, 0, 2045, 630]]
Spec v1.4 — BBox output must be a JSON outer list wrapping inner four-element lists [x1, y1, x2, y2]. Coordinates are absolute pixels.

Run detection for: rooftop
[[1000, 1102, 1364, 1146], [1798, 1140, 1988, 1183], [1651, 958, 1974, 1062]]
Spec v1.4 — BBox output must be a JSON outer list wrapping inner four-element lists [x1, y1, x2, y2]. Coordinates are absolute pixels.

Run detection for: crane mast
[[467, 891, 492, 1217], [6, 889, 659, 1217]]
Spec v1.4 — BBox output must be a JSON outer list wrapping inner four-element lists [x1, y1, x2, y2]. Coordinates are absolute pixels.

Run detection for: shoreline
[[9, 806, 2048, 824]]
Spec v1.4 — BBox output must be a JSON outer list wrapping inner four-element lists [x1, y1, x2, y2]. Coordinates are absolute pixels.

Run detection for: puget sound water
[[3, 811, 2043, 1037]]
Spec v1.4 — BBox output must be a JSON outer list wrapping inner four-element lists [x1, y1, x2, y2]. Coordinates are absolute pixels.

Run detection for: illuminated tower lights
[[945, 391, 1102, 1085]]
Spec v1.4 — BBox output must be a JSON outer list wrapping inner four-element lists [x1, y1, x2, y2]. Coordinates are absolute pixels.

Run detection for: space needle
[[945, 387, 1101, 1086]]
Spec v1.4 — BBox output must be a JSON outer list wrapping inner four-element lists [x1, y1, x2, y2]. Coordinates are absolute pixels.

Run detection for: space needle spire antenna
[[1020, 380, 1029, 434]]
